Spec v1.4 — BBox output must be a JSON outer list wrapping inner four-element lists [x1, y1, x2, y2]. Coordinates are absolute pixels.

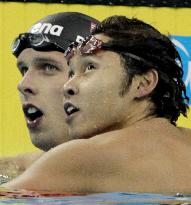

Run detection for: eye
[[44, 64, 57, 73], [20, 66, 28, 76], [85, 64, 96, 73]]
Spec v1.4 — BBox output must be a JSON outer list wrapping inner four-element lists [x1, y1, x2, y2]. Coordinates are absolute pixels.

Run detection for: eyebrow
[[82, 54, 100, 61], [32, 57, 63, 66], [17, 57, 64, 68], [79, 52, 103, 63], [70, 54, 100, 68]]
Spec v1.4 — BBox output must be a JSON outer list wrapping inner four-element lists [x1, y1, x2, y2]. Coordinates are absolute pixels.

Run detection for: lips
[[23, 104, 44, 128], [64, 102, 80, 117]]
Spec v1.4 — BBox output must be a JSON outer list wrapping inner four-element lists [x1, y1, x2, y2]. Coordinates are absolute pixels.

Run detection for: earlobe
[[136, 69, 158, 98]]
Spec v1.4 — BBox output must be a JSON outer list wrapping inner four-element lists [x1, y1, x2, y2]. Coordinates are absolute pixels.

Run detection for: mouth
[[23, 104, 44, 128], [64, 102, 80, 118]]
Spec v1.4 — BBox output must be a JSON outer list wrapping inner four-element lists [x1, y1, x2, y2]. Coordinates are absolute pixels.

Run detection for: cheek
[[47, 77, 67, 95], [81, 76, 120, 111], [89, 69, 121, 92]]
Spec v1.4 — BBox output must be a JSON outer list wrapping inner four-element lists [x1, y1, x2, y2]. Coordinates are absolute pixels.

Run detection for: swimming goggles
[[12, 33, 65, 57], [65, 35, 154, 67]]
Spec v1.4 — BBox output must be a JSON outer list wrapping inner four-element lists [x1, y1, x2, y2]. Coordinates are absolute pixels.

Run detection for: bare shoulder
[[0, 156, 22, 183], [2, 138, 119, 192], [125, 117, 191, 138], [179, 126, 191, 136], [15, 151, 44, 169], [35, 138, 119, 173], [0, 152, 44, 184]]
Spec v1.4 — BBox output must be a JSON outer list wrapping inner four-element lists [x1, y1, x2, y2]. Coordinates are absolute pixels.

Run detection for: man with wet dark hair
[[0, 12, 99, 184], [92, 16, 189, 126], [2, 15, 191, 193]]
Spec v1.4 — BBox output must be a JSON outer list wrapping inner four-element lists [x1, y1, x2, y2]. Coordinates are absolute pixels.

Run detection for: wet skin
[[2, 34, 191, 193], [17, 48, 69, 151], [63, 34, 155, 139]]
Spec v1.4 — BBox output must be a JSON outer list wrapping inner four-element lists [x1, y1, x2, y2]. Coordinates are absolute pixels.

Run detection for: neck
[[120, 99, 156, 129]]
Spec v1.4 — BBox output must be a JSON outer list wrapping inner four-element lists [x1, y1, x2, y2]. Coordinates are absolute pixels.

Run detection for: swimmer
[[2, 15, 191, 193], [0, 12, 99, 182]]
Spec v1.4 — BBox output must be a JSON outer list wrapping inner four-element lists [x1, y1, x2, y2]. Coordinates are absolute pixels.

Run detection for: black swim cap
[[14, 12, 99, 56]]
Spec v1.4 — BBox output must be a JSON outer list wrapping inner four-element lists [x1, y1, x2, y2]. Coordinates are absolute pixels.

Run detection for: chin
[[31, 136, 55, 151]]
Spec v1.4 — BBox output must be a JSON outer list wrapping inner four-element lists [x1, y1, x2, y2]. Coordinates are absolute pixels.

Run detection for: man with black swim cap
[[0, 12, 99, 184], [13, 12, 98, 57]]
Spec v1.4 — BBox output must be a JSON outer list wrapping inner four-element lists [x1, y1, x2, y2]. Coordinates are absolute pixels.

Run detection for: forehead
[[69, 33, 118, 66], [70, 47, 121, 72], [93, 33, 111, 43], [17, 48, 67, 67]]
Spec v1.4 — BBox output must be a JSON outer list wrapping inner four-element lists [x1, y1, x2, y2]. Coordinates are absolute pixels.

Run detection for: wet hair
[[92, 15, 189, 125]]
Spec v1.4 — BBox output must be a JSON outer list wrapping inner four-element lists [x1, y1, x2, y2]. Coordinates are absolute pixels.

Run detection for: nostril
[[67, 89, 75, 96], [24, 88, 33, 94]]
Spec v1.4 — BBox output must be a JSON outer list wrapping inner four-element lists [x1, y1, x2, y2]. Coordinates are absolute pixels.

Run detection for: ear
[[136, 69, 158, 98]]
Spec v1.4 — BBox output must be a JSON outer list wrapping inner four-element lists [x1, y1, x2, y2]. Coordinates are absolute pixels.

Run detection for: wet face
[[63, 34, 138, 139], [17, 48, 69, 151]]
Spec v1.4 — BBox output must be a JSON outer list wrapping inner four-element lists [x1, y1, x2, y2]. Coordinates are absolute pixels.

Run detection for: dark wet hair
[[92, 15, 189, 125]]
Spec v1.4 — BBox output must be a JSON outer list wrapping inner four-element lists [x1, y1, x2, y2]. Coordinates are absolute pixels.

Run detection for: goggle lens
[[65, 36, 103, 63], [65, 35, 155, 68], [12, 33, 64, 57]]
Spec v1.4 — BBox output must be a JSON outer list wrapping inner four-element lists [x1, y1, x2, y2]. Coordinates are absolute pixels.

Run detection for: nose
[[17, 71, 38, 97], [63, 78, 79, 98]]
